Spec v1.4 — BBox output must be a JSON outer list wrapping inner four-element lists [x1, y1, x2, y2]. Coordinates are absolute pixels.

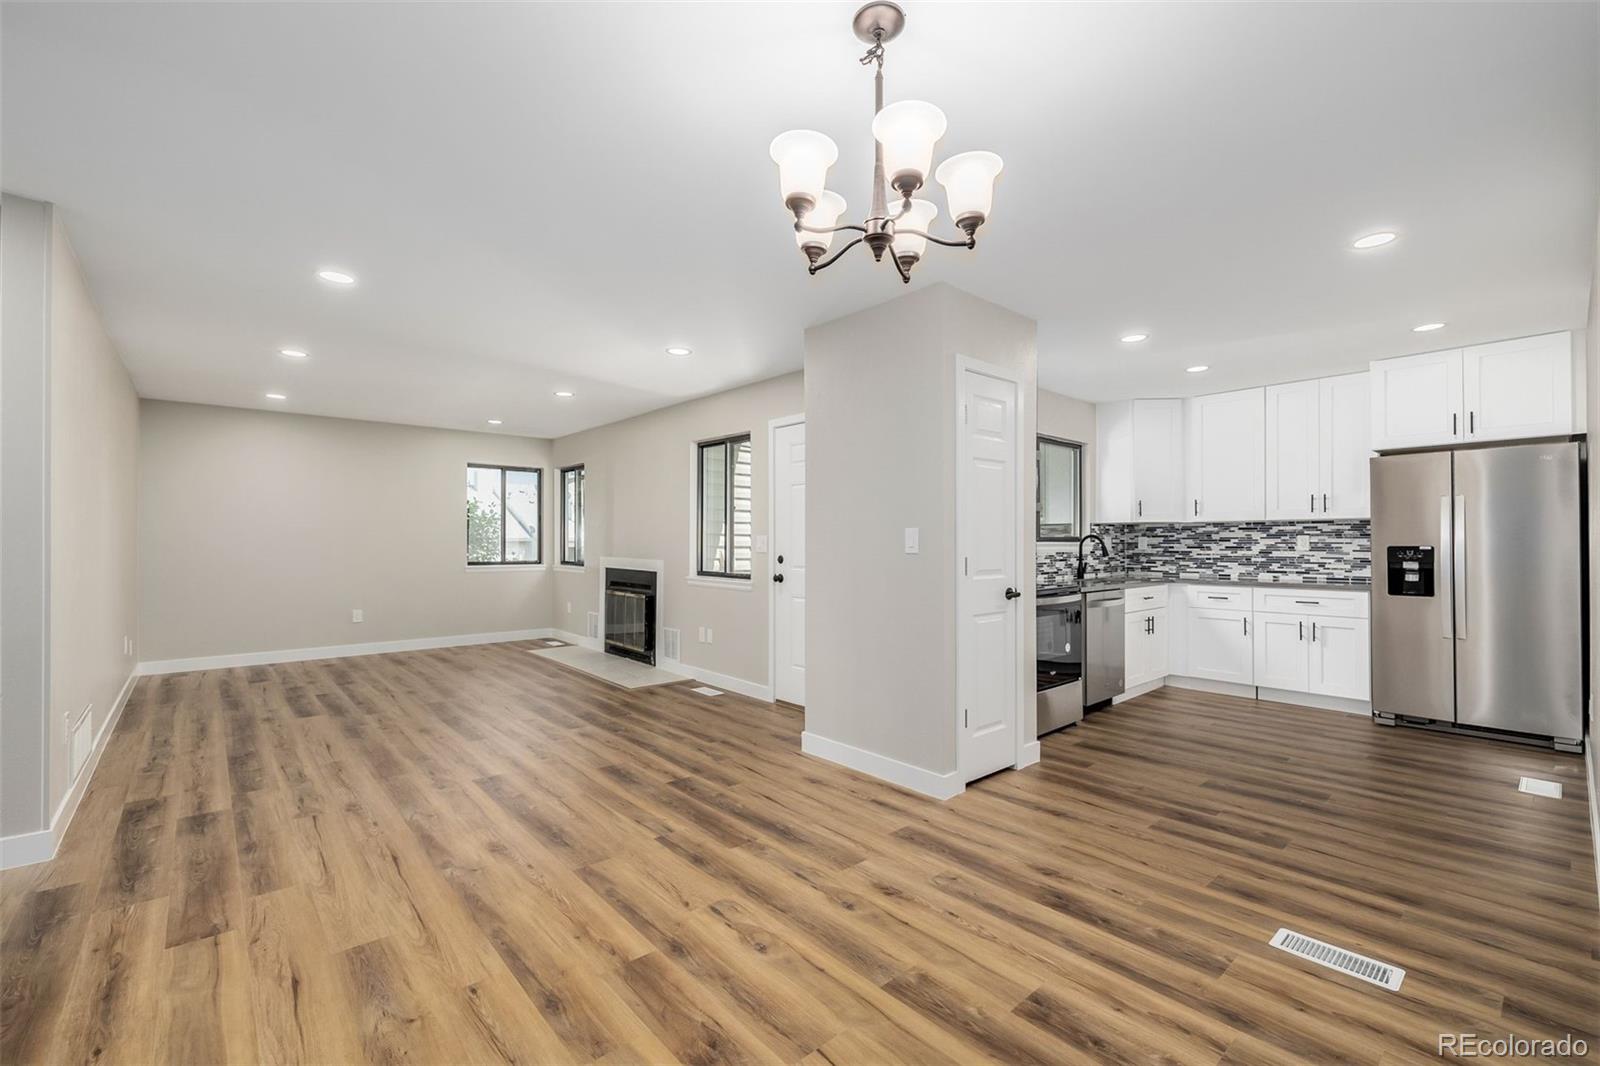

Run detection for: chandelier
[[768, 2, 1003, 284]]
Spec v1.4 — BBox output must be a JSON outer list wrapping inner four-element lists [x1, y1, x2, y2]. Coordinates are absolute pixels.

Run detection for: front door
[[958, 365, 1021, 782], [772, 420, 806, 705]]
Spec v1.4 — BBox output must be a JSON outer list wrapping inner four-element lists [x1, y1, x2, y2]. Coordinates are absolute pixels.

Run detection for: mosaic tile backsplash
[[1037, 520, 1371, 586]]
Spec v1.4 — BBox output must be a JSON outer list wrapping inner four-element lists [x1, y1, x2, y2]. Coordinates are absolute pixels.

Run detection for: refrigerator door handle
[[1439, 495, 1453, 640], [1453, 494, 1467, 640]]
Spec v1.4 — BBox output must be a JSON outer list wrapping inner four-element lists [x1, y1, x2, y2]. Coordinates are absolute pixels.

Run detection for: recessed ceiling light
[[554, 390, 574, 398], [278, 348, 309, 359], [1120, 333, 1149, 344], [1185, 365, 1209, 374], [1352, 232, 1397, 249], [317, 268, 356, 285], [265, 392, 287, 401], [1412, 322, 1445, 332], [665, 346, 693, 357], [486, 419, 503, 425]]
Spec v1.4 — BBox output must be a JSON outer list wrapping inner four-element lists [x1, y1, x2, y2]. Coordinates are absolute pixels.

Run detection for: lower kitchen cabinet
[[1307, 616, 1371, 699], [1252, 611, 1310, 690], [1125, 607, 1168, 688], [1185, 606, 1253, 685]]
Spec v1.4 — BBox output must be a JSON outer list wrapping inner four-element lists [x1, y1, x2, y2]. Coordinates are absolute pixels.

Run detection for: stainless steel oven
[[1036, 591, 1084, 734]]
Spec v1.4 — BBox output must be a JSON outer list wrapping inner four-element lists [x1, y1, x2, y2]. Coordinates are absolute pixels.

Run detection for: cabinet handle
[[1193, 499, 1199, 517], [1312, 622, 1319, 642], [1323, 493, 1328, 512], [1299, 620, 1304, 641], [1137, 499, 1142, 517], [1310, 493, 1315, 513], [1452, 412, 1458, 436], [1469, 411, 1475, 434], [1207, 595, 1228, 601], [1293, 600, 1321, 605], [1243, 617, 1249, 637]]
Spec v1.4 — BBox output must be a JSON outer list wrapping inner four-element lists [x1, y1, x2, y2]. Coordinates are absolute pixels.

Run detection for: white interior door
[[772, 420, 806, 705], [958, 365, 1021, 783]]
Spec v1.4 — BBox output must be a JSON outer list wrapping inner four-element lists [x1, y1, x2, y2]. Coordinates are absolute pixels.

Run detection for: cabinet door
[[1462, 333, 1573, 443], [1095, 401, 1134, 523], [1308, 616, 1371, 700], [1185, 388, 1266, 522], [1148, 608, 1169, 679], [1125, 610, 1153, 688], [1369, 349, 1462, 450], [1252, 611, 1309, 692], [1131, 399, 1185, 522], [1264, 381, 1320, 520], [1186, 607, 1253, 684], [1318, 372, 1372, 518]]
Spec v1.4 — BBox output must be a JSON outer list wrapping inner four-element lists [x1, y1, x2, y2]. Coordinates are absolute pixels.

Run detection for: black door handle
[[1004, 587, 1022, 600], [773, 574, 784, 583]]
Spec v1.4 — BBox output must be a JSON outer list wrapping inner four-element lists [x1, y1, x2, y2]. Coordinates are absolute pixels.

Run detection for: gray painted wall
[[804, 283, 1037, 776]]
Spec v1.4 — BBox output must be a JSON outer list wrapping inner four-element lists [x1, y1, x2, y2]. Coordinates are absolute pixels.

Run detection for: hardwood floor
[[3, 641, 1596, 1065]]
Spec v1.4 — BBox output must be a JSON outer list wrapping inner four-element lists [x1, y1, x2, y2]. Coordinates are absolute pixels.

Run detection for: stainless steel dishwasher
[[1084, 588, 1125, 707]]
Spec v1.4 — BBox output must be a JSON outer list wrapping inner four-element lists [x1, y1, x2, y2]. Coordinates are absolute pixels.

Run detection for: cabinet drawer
[[1185, 585, 1250, 610], [1125, 584, 1168, 610], [1252, 588, 1369, 619]]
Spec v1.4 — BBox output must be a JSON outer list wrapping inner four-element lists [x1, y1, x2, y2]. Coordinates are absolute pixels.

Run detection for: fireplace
[[603, 567, 657, 666]]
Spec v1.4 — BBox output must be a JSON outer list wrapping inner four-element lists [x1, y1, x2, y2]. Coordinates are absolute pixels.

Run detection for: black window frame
[[559, 464, 585, 567], [466, 463, 542, 566], [1036, 435, 1084, 543], [696, 433, 753, 580]]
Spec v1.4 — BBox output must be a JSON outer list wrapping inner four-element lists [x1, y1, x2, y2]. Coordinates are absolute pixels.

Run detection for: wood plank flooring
[[2, 641, 1596, 1064]]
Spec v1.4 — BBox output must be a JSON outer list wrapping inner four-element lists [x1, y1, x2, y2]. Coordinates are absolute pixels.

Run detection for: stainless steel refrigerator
[[1370, 440, 1585, 749]]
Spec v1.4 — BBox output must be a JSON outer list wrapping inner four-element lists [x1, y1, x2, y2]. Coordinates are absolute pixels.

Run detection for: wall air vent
[[662, 627, 681, 661], [1269, 928, 1404, 991]]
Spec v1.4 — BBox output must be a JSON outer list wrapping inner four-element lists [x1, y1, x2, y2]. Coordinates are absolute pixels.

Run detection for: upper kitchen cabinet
[[1264, 380, 1319, 519], [1185, 387, 1265, 522], [1095, 398, 1184, 523], [1462, 333, 1574, 443], [1267, 373, 1371, 519], [1370, 332, 1573, 451]]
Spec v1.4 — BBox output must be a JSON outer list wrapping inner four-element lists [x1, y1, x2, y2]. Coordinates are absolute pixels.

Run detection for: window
[[560, 464, 585, 566], [1037, 436, 1083, 542], [696, 434, 752, 578], [466, 464, 541, 565]]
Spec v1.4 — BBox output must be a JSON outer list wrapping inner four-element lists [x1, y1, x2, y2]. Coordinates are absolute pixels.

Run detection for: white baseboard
[[1257, 687, 1371, 716], [1112, 678, 1166, 704], [136, 627, 559, 675], [1165, 675, 1257, 699], [1586, 714, 1598, 916], [551, 629, 773, 702], [801, 730, 964, 800], [1016, 740, 1041, 769], [1, 669, 136, 870]]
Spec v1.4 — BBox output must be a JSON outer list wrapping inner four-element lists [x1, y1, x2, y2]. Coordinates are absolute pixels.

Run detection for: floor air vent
[[1269, 928, 1405, 991], [1517, 776, 1562, 798]]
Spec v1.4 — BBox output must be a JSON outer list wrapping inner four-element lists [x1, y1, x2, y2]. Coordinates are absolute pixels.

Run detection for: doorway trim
[[767, 412, 805, 705], [953, 355, 1037, 779]]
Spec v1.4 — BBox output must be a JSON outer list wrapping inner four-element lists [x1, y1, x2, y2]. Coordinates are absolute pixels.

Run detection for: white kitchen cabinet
[[1096, 399, 1185, 523], [1463, 333, 1573, 443], [1185, 605, 1254, 684], [1371, 332, 1573, 451], [1253, 611, 1310, 690], [1185, 388, 1265, 522], [1266, 374, 1371, 520], [1370, 348, 1463, 450], [1125, 607, 1168, 689], [1264, 380, 1320, 519], [1318, 372, 1372, 518], [1307, 616, 1371, 700]]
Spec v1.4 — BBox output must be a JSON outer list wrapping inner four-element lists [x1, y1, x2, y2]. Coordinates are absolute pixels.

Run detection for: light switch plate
[[351, 608, 364, 623], [754, 534, 768, 553], [904, 527, 920, 554]]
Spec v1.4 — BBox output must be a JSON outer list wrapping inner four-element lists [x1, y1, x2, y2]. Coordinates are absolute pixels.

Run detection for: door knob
[[1004, 587, 1022, 600], [773, 574, 785, 583], [776, 554, 784, 564]]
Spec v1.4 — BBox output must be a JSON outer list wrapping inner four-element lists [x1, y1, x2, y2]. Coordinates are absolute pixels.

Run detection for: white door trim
[[767, 412, 805, 704], [953, 355, 1031, 779]]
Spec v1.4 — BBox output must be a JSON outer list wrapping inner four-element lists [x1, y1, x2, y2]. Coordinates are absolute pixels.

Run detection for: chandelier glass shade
[[768, 2, 1002, 284]]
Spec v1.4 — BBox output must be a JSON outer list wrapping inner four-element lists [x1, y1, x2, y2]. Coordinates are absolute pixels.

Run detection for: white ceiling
[[4, 2, 1596, 436]]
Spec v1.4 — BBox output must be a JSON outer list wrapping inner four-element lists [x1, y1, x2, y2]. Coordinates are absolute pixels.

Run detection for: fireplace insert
[[604, 567, 657, 666]]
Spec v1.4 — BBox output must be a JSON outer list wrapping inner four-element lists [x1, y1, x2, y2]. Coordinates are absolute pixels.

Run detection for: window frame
[[695, 433, 753, 580], [1036, 435, 1085, 543], [559, 464, 585, 567], [466, 462, 543, 566]]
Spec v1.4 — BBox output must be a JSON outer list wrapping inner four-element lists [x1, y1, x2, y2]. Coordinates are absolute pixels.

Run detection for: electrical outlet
[[904, 527, 919, 554], [351, 608, 364, 623], [123, 635, 132, 656], [1295, 534, 1311, 554], [1137, 536, 1150, 551], [706, 627, 713, 644], [566, 601, 572, 614], [697, 626, 707, 643]]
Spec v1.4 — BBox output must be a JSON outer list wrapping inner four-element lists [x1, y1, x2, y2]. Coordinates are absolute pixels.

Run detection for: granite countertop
[[1038, 571, 1372, 595]]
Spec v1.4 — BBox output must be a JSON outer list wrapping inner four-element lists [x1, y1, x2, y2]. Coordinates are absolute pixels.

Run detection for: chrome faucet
[[1075, 533, 1109, 582]]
